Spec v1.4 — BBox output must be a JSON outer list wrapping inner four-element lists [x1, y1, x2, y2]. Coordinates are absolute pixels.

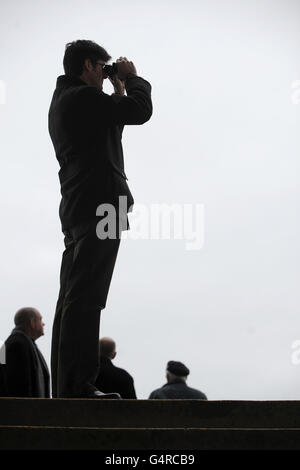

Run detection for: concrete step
[[0, 398, 300, 429], [0, 426, 300, 450]]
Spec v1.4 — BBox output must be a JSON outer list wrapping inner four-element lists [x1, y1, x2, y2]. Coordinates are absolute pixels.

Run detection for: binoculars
[[103, 63, 118, 78]]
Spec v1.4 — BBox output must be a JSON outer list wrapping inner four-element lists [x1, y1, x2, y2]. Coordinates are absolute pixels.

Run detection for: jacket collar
[[100, 356, 114, 367], [10, 327, 36, 344], [56, 74, 87, 88], [163, 379, 187, 388], [11, 326, 31, 338]]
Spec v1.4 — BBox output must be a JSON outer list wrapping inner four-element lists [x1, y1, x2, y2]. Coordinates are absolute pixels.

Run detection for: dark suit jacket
[[149, 380, 207, 399], [95, 356, 137, 398], [48, 73, 152, 231], [0, 329, 50, 398]]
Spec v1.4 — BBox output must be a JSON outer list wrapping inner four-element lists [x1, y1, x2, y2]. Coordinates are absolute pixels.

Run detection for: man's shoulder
[[5, 331, 33, 355], [164, 382, 207, 399], [185, 385, 207, 399], [71, 86, 119, 113], [75, 85, 110, 102], [149, 387, 162, 398], [149, 385, 167, 398], [6, 331, 29, 345], [53, 82, 101, 104], [112, 364, 134, 382]]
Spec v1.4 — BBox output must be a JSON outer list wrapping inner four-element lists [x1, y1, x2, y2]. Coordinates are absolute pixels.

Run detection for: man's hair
[[63, 40, 111, 76], [14, 307, 37, 331], [100, 337, 116, 358], [166, 371, 187, 383]]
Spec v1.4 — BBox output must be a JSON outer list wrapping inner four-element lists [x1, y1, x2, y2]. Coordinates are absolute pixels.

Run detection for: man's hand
[[116, 57, 137, 81], [109, 74, 125, 96]]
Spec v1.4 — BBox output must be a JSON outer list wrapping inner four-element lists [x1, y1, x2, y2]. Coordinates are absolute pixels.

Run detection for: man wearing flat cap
[[149, 361, 207, 399]]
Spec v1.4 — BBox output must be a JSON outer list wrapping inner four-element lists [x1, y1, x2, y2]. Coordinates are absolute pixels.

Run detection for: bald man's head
[[14, 307, 39, 329], [14, 307, 45, 340], [100, 337, 116, 359]]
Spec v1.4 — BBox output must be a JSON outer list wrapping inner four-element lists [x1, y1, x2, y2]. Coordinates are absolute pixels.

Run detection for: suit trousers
[[51, 217, 121, 398]]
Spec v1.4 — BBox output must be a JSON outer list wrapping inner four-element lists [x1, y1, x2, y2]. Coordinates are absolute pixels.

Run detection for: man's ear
[[30, 318, 35, 329], [112, 351, 117, 359], [83, 58, 93, 72]]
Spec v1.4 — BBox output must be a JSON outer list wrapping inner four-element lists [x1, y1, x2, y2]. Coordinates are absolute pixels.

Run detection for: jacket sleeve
[[80, 75, 153, 126], [0, 365, 8, 396], [122, 374, 137, 399], [5, 340, 34, 397]]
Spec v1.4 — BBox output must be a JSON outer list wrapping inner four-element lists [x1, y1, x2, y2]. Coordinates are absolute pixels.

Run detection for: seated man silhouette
[[0, 307, 50, 397], [95, 337, 137, 398], [149, 361, 207, 399]]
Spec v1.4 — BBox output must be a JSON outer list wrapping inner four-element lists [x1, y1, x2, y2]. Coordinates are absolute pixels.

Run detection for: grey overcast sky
[[0, 0, 299, 399]]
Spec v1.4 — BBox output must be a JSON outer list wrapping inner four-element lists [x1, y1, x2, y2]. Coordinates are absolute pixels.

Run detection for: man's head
[[63, 39, 111, 90], [166, 361, 190, 383], [99, 337, 116, 360], [14, 307, 45, 340]]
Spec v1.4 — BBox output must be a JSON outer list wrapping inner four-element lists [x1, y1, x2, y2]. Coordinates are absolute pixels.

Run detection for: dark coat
[[48, 73, 152, 231], [95, 356, 137, 399], [0, 329, 50, 398], [149, 379, 207, 399]]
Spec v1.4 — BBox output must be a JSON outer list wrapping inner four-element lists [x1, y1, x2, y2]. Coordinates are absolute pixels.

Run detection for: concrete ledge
[[1, 399, 300, 450], [0, 398, 300, 428], [0, 426, 300, 450]]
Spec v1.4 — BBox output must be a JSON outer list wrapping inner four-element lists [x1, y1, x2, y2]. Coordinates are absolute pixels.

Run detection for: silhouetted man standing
[[48, 40, 152, 398], [95, 337, 137, 398], [0, 308, 50, 398]]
